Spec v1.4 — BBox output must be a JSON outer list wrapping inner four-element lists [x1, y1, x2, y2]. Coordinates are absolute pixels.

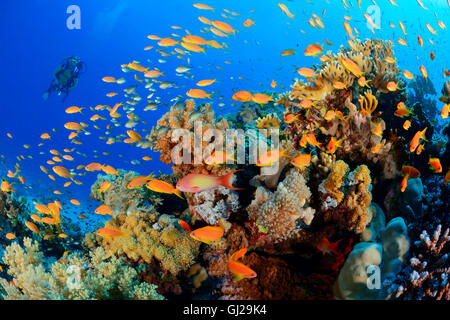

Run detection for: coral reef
[[247, 168, 315, 244], [320, 161, 373, 233], [90, 170, 157, 216], [0, 238, 164, 300], [384, 225, 449, 300], [86, 211, 200, 275], [145, 99, 231, 176], [190, 186, 240, 225], [334, 216, 410, 300]]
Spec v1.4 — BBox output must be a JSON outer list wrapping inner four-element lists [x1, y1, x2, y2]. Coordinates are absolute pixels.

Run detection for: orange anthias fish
[[410, 128, 428, 152], [394, 102, 414, 117], [85, 163, 103, 172], [251, 93, 272, 104], [278, 3, 295, 18], [98, 181, 111, 193], [95, 204, 113, 216], [444, 167, 450, 185], [304, 43, 323, 57], [420, 65, 428, 79], [290, 153, 311, 169], [341, 57, 363, 77], [176, 170, 242, 193], [190, 225, 224, 244], [441, 104, 449, 119], [96, 227, 129, 239], [401, 166, 421, 192], [416, 143, 425, 155], [317, 237, 343, 255], [256, 149, 289, 167], [297, 67, 316, 78], [232, 91, 252, 102], [186, 89, 211, 99], [145, 179, 184, 199], [25, 221, 41, 235], [228, 248, 257, 281], [403, 120, 412, 130], [284, 113, 300, 124], [0, 181, 15, 193], [429, 157, 442, 173], [205, 150, 235, 167], [177, 220, 191, 232], [127, 175, 152, 189], [326, 137, 343, 154]]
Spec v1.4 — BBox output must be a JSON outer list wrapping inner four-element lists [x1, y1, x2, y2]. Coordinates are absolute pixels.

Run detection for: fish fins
[[173, 189, 184, 199]]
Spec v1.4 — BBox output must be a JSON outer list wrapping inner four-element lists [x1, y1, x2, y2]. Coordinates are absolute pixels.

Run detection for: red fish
[[177, 220, 191, 232], [317, 237, 342, 255]]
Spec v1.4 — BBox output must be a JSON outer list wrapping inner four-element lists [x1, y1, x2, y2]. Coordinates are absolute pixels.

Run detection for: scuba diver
[[43, 56, 86, 102]]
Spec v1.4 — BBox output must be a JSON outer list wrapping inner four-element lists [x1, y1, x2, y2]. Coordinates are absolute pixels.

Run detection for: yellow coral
[[323, 160, 349, 204], [0, 238, 164, 300], [255, 113, 280, 130], [358, 90, 378, 117], [95, 211, 200, 275]]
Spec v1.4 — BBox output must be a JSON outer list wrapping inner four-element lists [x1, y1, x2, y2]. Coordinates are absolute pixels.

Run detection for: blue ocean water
[[0, 0, 448, 234]]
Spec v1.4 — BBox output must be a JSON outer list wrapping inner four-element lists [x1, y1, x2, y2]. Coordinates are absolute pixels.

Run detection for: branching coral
[[247, 169, 315, 244], [88, 211, 200, 275], [0, 238, 164, 300], [384, 225, 449, 300], [90, 170, 157, 216]]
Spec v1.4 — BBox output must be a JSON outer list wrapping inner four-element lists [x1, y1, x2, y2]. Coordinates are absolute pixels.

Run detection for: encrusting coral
[[0, 238, 165, 300]]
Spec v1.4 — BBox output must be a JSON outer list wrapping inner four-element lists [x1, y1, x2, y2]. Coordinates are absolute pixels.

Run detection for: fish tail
[[221, 169, 243, 190], [233, 274, 244, 282], [421, 127, 428, 141], [173, 189, 184, 199]]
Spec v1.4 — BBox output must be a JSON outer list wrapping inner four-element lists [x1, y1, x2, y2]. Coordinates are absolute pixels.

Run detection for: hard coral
[[385, 224, 449, 300]]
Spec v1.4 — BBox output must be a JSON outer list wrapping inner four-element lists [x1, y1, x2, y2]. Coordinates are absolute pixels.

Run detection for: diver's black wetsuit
[[43, 56, 85, 102]]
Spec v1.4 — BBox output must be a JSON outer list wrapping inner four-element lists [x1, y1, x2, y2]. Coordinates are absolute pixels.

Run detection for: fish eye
[[251, 274, 255, 276], [192, 233, 196, 236]]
